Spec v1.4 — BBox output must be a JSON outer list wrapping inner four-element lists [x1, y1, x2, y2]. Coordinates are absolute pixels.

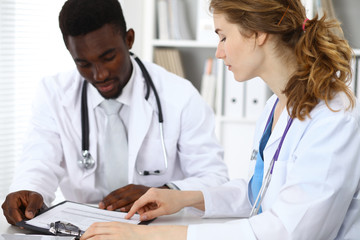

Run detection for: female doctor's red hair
[[210, 0, 355, 120]]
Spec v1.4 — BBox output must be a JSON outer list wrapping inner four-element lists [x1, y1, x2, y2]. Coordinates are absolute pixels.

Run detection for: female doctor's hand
[[126, 188, 204, 221], [80, 221, 188, 240], [1, 190, 46, 225]]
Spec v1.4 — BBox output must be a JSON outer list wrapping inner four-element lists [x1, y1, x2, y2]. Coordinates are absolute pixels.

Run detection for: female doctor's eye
[[220, 37, 226, 42]]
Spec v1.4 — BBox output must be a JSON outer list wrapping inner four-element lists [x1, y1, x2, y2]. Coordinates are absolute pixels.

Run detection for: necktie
[[100, 99, 128, 192]]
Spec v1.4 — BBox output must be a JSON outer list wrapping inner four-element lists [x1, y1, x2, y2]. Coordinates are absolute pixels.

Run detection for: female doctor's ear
[[255, 31, 269, 46]]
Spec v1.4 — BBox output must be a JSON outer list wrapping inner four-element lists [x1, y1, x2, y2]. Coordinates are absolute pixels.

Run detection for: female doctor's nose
[[215, 43, 226, 60]]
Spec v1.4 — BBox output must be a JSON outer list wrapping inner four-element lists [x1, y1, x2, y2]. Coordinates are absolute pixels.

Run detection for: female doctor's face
[[66, 24, 134, 99], [213, 13, 265, 82]]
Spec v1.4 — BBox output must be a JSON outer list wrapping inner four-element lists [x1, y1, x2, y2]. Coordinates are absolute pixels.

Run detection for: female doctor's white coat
[[188, 94, 360, 240], [10, 57, 228, 205]]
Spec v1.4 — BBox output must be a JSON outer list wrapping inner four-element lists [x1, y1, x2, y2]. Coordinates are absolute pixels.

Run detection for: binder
[[223, 69, 245, 117], [355, 56, 360, 98], [168, 0, 193, 40], [153, 48, 185, 78], [196, 0, 218, 44], [156, 0, 170, 40], [349, 57, 356, 94], [244, 77, 269, 120], [200, 58, 217, 110]]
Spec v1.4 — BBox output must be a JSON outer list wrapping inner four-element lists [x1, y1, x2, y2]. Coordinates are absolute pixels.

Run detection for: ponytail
[[285, 14, 355, 120]]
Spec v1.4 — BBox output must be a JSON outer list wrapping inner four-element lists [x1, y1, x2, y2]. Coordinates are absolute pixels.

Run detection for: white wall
[[121, 0, 146, 59]]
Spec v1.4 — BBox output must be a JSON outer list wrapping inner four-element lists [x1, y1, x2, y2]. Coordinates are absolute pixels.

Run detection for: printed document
[[20, 201, 140, 233]]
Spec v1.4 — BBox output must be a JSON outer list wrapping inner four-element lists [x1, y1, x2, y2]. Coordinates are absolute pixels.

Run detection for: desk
[[1, 206, 231, 236]]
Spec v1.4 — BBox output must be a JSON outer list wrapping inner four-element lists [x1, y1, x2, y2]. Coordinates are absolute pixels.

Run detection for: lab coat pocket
[[136, 136, 177, 172], [264, 157, 296, 208], [271, 157, 296, 185]]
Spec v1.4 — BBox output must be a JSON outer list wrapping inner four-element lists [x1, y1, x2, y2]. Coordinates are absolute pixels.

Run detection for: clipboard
[[16, 201, 153, 237]]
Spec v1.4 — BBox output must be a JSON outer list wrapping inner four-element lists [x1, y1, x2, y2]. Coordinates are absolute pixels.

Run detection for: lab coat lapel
[[62, 73, 83, 146], [264, 109, 290, 153], [127, 63, 154, 182], [62, 75, 98, 180]]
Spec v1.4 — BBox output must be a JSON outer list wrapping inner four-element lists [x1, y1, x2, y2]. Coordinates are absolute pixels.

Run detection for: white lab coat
[[10, 57, 228, 205], [188, 94, 360, 240]]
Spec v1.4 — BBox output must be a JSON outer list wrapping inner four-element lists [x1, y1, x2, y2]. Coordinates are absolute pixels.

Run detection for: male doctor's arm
[[2, 78, 66, 225]]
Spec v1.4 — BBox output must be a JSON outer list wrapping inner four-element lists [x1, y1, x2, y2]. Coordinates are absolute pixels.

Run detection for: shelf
[[152, 39, 218, 48]]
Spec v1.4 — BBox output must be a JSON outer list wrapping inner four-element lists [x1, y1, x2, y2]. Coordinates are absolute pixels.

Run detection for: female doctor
[[81, 0, 360, 239]]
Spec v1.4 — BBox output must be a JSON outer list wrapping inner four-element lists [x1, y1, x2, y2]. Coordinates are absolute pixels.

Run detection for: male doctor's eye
[[76, 61, 91, 69], [103, 54, 116, 62]]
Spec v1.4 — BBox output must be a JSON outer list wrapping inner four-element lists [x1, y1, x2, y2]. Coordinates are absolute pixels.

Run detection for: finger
[[101, 185, 130, 206], [107, 197, 137, 211], [4, 208, 25, 225], [118, 203, 133, 212], [25, 193, 43, 219], [125, 197, 149, 219], [2, 198, 23, 225], [81, 222, 121, 239], [99, 190, 127, 210], [138, 207, 166, 221]]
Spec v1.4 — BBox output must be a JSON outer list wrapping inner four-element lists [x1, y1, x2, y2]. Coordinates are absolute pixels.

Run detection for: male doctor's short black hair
[[59, 0, 127, 46]]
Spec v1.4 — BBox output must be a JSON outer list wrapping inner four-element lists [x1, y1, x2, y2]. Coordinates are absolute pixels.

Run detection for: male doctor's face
[[66, 24, 134, 99]]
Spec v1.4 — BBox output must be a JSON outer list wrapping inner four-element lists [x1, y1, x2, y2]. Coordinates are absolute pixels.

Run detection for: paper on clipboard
[[17, 201, 141, 235]]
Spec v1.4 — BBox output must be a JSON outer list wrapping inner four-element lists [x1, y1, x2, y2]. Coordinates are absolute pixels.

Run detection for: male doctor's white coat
[[10, 57, 229, 206], [188, 94, 360, 240]]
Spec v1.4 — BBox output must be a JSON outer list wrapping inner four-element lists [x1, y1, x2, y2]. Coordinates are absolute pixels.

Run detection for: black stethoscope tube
[[79, 52, 167, 174], [132, 53, 164, 123], [81, 80, 89, 152]]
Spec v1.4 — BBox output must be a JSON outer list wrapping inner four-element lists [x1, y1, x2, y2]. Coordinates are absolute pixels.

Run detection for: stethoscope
[[78, 52, 168, 176], [249, 98, 294, 217]]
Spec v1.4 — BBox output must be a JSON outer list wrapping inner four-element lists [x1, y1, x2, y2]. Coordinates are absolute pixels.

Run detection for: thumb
[[25, 193, 44, 219]]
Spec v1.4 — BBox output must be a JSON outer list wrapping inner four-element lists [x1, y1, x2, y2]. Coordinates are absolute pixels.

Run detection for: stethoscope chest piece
[[78, 150, 95, 169]]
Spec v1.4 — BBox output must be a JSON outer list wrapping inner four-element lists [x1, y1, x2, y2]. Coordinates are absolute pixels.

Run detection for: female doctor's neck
[[259, 38, 297, 126]]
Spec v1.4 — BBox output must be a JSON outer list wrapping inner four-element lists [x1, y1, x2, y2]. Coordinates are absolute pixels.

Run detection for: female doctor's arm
[[81, 188, 204, 240]]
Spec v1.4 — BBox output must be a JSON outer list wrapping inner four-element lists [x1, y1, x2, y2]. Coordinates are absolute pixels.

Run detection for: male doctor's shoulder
[[142, 61, 201, 101], [34, 68, 83, 109]]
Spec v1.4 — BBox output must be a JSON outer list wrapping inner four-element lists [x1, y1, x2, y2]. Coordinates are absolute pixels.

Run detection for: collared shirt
[[87, 59, 136, 196], [88, 59, 136, 134]]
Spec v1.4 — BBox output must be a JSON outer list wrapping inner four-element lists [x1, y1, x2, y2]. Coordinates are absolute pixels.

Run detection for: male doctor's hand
[[98, 184, 168, 212], [1, 190, 46, 225]]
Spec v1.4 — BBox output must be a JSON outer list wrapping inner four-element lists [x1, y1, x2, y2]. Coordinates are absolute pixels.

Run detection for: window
[[0, 0, 73, 197]]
